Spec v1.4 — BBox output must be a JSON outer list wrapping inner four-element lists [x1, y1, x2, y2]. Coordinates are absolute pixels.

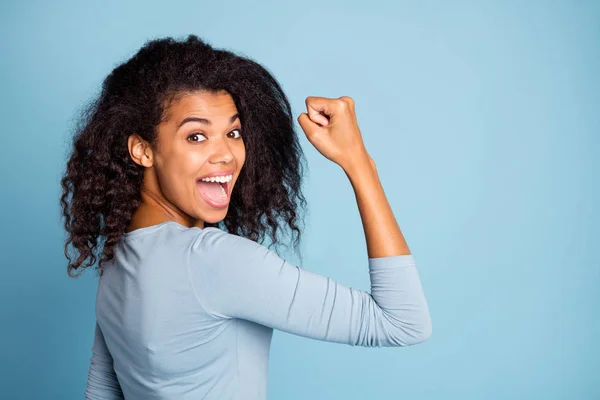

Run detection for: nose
[[208, 136, 234, 165]]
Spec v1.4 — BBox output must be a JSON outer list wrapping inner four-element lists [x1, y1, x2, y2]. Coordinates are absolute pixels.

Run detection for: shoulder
[[192, 227, 265, 255], [190, 227, 278, 271], [189, 227, 289, 286]]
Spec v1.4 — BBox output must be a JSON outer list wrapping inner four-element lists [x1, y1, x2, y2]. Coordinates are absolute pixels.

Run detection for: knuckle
[[336, 98, 348, 111], [339, 96, 354, 107]]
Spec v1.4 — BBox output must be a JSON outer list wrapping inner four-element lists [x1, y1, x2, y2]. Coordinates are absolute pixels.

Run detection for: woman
[[61, 35, 432, 399]]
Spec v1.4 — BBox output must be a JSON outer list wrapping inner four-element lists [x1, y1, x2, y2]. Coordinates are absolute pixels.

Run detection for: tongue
[[197, 181, 226, 201]]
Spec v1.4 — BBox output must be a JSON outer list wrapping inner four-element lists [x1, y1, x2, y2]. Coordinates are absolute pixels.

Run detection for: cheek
[[156, 147, 207, 193], [165, 145, 207, 174], [236, 141, 247, 166]]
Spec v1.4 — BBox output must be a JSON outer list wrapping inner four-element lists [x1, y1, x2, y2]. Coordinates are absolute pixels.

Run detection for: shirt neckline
[[122, 220, 195, 240]]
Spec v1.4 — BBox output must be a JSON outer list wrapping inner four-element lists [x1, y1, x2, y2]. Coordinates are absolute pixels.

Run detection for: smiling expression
[[147, 90, 246, 226]]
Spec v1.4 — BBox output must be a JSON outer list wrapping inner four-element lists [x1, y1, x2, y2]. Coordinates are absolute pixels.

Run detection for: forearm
[[343, 153, 410, 258]]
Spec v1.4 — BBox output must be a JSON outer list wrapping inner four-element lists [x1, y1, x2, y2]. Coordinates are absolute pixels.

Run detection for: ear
[[128, 134, 154, 167]]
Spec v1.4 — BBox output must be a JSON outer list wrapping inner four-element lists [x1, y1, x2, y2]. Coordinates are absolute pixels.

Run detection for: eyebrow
[[178, 113, 240, 128]]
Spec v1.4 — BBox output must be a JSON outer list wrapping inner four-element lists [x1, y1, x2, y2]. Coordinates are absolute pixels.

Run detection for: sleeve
[[84, 322, 124, 400], [188, 228, 432, 347]]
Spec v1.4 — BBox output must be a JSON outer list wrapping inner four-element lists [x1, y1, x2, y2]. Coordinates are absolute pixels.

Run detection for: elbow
[[386, 310, 432, 347], [407, 314, 432, 345]]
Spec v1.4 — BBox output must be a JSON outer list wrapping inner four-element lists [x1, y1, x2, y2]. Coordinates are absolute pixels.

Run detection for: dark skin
[[127, 90, 245, 232], [128, 90, 410, 257]]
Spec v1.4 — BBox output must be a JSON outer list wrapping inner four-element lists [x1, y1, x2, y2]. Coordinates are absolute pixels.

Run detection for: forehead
[[164, 90, 238, 123]]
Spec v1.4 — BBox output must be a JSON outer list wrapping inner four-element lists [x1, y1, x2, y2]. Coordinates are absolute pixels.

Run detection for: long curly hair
[[60, 35, 307, 277]]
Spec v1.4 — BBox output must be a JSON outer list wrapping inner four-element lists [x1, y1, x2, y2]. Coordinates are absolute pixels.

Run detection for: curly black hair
[[60, 35, 307, 277]]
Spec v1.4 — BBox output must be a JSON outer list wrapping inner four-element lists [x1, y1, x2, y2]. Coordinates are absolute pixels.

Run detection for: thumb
[[305, 97, 331, 127], [297, 113, 322, 138]]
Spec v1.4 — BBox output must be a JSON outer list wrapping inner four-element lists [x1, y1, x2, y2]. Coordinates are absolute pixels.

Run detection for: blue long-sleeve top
[[85, 220, 432, 399]]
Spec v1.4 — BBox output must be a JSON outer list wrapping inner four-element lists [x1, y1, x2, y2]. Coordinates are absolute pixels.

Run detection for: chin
[[198, 208, 228, 225]]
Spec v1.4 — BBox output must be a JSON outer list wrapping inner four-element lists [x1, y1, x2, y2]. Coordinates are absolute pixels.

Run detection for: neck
[[127, 169, 204, 232]]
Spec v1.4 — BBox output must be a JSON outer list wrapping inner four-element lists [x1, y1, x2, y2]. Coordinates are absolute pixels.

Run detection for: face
[[143, 90, 246, 227]]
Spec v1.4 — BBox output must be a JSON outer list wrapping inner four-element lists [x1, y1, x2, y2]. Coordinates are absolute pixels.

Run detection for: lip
[[198, 169, 235, 179]]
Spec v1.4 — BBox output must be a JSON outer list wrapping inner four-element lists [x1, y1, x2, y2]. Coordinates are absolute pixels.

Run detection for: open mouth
[[196, 173, 233, 208], [220, 180, 229, 196]]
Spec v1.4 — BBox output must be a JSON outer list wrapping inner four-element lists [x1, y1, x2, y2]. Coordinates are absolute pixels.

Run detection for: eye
[[228, 129, 242, 139], [187, 133, 207, 143]]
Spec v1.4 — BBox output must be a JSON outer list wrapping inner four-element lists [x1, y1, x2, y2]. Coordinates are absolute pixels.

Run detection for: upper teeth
[[200, 174, 233, 183]]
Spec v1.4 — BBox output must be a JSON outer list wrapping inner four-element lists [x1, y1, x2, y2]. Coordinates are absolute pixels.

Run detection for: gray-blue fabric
[[85, 221, 432, 399]]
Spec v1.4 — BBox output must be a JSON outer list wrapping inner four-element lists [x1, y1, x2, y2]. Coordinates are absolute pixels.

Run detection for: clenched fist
[[298, 96, 372, 172]]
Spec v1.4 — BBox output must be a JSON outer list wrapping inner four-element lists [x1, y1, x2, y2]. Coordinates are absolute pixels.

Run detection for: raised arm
[[298, 96, 410, 258], [188, 96, 431, 347]]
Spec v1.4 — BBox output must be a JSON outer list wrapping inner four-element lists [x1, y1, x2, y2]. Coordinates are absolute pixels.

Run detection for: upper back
[[95, 222, 242, 397]]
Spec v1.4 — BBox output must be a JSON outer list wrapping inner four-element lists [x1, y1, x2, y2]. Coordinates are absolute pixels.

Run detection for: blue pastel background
[[1, 1, 598, 399]]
